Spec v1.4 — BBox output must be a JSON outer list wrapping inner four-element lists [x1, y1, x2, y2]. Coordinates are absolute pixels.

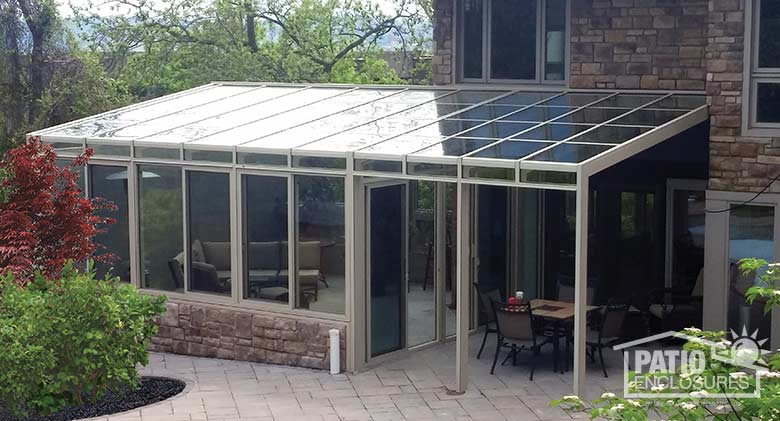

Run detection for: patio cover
[[33, 82, 708, 190], [32, 82, 710, 395]]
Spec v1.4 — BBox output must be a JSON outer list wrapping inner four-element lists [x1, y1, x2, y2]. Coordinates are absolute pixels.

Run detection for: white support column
[[702, 196, 729, 332], [573, 173, 589, 396], [455, 182, 471, 394], [435, 182, 447, 342]]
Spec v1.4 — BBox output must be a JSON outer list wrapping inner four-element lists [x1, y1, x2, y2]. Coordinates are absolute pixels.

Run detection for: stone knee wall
[[150, 301, 347, 370]]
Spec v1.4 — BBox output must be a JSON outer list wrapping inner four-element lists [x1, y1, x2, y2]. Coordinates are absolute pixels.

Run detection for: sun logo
[[728, 327, 770, 366]]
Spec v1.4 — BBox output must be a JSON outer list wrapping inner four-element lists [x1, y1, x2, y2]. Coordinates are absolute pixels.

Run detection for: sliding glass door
[[368, 182, 408, 357]]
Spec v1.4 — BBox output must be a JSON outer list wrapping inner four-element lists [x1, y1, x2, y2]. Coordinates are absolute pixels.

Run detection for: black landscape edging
[[0, 376, 186, 421]]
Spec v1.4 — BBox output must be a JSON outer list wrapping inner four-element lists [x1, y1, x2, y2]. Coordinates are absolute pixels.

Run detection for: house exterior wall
[[150, 300, 347, 370], [569, 0, 708, 90], [707, 0, 780, 193], [431, 0, 780, 193]]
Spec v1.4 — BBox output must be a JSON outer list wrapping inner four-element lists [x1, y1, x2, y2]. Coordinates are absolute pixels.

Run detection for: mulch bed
[[0, 377, 185, 421]]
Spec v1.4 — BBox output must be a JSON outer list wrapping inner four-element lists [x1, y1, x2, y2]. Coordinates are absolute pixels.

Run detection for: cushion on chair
[[258, 286, 289, 301], [202, 241, 231, 271], [192, 239, 206, 263], [298, 241, 321, 270], [298, 269, 321, 287], [248, 242, 280, 270]]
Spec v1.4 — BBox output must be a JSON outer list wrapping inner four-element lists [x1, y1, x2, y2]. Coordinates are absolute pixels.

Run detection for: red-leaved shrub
[[0, 137, 114, 284]]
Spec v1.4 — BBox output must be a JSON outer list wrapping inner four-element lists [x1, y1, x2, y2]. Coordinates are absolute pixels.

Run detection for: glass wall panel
[[56, 158, 85, 192], [408, 181, 437, 346], [89, 165, 131, 283], [544, 0, 566, 80], [729, 205, 775, 346], [135, 146, 180, 160], [187, 171, 232, 296], [462, 0, 484, 79], [756, 83, 780, 123], [243, 175, 289, 303], [759, 0, 780, 68], [491, 0, 536, 80], [444, 183, 458, 336], [295, 176, 346, 314], [89, 144, 131, 157], [139, 165, 183, 292]]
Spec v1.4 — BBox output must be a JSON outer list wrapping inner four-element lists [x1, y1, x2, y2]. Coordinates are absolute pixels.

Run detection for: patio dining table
[[529, 299, 598, 373]]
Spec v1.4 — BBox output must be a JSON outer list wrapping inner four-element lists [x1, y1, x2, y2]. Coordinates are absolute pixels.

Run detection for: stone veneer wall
[[150, 301, 347, 370], [570, 0, 708, 90], [432, 0, 454, 85], [706, 0, 780, 193]]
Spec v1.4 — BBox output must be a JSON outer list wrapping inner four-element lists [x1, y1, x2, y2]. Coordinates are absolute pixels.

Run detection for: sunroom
[[31, 82, 708, 394]]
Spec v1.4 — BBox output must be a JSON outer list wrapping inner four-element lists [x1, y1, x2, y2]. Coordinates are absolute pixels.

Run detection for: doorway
[[367, 182, 408, 357]]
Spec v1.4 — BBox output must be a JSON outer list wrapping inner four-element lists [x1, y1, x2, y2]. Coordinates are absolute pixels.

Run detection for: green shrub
[[0, 262, 167, 417]]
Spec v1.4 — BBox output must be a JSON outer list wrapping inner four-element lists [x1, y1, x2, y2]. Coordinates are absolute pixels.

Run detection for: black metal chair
[[489, 300, 551, 380], [586, 303, 628, 377], [473, 283, 501, 359]]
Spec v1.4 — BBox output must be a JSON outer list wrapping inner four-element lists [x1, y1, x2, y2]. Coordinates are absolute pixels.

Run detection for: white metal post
[[455, 182, 471, 394], [573, 172, 589, 396], [435, 182, 446, 342]]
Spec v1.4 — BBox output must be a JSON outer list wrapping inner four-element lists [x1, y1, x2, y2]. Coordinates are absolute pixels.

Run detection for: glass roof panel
[[450, 105, 514, 120], [565, 125, 651, 144], [347, 118, 435, 135], [103, 86, 302, 138], [413, 138, 495, 157], [457, 122, 536, 138], [434, 90, 508, 104], [649, 95, 707, 110], [403, 120, 482, 138], [359, 135, 448, 155], [510, 123, 596, 141], [297, 132, 389, 152], [379, 89, 455, 103], [47, 85, 254, 138], [610, 109, 686, 126], [527, 143, 613, 163], [542, 93, 611, 107], [552, 107, 631, 124], [142, 87, 350, 144], [192, 89, 401, 146], [592, 94, 664, 108], [490, 91, 563, 106], [237, 116, 376, 149], [471, 140, 555, 159], [392, 103, 469, 120], [500, 106, 577, 122]]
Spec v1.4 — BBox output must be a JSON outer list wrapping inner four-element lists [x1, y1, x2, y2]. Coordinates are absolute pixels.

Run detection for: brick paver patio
[[90, 335, 625, 420]]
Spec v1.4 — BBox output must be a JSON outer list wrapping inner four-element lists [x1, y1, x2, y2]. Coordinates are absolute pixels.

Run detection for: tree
[[0, 0, 131, 153], [76, 0, 429, 91], [0, 137, 114, 284]]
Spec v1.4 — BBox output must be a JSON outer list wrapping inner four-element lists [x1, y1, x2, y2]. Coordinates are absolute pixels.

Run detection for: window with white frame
[[749, 0, 780, 127], [459, 0, 567, 83]]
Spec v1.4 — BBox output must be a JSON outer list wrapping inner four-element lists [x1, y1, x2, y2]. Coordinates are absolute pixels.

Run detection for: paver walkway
[[91, 334, 625, 421]]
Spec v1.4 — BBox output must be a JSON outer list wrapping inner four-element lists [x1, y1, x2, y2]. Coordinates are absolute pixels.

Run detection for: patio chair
[[473, 283, 501, 359], [587, 303, 628, 377], [489, 300, 551, 380]]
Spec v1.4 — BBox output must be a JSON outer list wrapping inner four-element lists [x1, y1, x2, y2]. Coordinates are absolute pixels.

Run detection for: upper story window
[[459, 0, 567, 83], [748, 0, 780, 129]]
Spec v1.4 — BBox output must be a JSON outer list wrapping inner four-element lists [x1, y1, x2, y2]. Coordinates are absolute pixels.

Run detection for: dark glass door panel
[[369, 183, 407, 357]]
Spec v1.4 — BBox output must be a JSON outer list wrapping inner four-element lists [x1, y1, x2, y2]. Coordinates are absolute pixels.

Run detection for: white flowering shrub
[[551, 258, 780, 421]]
